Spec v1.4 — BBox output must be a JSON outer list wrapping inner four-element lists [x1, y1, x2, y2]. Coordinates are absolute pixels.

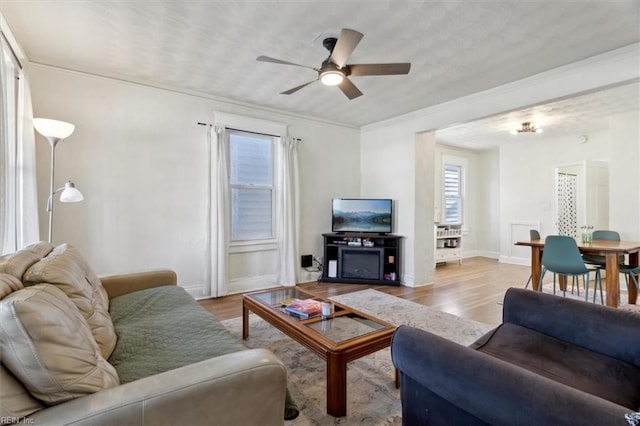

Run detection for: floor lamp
[[33, 118, 84, 243]]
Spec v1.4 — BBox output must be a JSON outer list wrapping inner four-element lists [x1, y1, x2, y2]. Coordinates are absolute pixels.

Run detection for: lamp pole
[[46, 136, 60, 243]]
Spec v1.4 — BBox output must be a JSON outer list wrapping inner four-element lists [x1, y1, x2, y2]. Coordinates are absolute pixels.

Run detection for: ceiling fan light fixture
[[320, 70, 344, 86], [257, 28, 410, 98]]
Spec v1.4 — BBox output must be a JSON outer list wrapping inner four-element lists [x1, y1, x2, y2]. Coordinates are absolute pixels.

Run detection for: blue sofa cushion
[[473, 322, 640, 410]]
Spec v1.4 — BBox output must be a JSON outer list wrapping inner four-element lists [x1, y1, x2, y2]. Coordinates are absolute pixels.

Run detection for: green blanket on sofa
[[108, 285, 299, 420]]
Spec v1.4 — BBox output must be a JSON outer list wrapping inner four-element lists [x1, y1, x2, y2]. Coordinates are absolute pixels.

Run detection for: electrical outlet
[[301, 254, 313, 268]]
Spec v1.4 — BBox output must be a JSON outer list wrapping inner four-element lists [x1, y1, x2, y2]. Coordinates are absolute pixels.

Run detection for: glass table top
[[248, 287, 391, 344], [305, 314, 386, 344], [251, 288, 315, 308]]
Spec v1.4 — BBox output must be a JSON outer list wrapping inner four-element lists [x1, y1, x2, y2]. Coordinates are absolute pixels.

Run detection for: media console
[[320, 233, 402, 285]]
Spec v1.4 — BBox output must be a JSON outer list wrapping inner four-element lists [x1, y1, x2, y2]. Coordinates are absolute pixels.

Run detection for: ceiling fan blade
[[349, 63, 411, 76], [330, 28, 364, 68], [280, 79, 317, 95], [338, 78, 363, 100], [256, 56, 317, 71]]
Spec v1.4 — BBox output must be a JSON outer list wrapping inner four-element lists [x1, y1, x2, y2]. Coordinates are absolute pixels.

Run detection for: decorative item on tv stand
[[435, 224, 462, 266]]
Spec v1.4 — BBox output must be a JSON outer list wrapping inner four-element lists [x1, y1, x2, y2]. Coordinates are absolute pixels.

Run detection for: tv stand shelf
[[320, 233, 402, 285]]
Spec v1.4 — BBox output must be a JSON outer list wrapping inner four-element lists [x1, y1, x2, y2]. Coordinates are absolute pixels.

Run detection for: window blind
[[228, 131, 274, 241], [443, 164, 462, 224]]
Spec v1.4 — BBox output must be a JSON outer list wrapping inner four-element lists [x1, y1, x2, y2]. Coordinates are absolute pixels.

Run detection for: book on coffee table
[[284, 298, 322, 319]]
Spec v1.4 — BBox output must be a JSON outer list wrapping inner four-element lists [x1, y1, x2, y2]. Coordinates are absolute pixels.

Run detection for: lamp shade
[[33, 118, 75, 139], [59, 181, 84, 203]]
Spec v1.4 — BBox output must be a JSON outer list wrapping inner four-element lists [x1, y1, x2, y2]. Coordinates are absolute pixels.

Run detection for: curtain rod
[[196, 122, 301, 141]]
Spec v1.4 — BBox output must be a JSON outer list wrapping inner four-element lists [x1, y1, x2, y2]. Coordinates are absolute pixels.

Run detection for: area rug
[[538, 282, 640, 313], [221, 289, 492, 425]]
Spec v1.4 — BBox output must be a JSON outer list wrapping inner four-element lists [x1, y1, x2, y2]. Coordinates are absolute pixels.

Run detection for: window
[[228, 130, 275, 241], [443, 163, 463, 224]]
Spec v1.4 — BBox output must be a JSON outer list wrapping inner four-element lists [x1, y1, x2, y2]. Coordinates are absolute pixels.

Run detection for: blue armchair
[[391, 288, 640, 425]]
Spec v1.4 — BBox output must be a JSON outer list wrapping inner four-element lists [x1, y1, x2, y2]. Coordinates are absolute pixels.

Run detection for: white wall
[[608, 110, 640, 241], [413, 131, 436, 286], [477, 148, 500, 258], [584, 160, 610, 231], [499, 128, 619, 264], [29, 65, 360, 296], [359, 124, 437, 286], [358, 124, 413, 279]]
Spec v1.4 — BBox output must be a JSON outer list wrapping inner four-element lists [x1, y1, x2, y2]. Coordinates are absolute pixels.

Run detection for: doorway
[[554, 160, 610, 237]]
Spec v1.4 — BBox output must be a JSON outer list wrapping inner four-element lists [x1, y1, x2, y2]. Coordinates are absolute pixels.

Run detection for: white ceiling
[[2, 0, 639, 131], [437, 81, 640, 150]]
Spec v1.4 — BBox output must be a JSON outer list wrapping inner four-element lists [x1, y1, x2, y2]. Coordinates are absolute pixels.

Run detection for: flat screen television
[[332, 198, 393, 234]]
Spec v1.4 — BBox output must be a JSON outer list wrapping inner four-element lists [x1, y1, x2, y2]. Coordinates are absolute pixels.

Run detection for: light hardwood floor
[[199, 257, 532, 325]]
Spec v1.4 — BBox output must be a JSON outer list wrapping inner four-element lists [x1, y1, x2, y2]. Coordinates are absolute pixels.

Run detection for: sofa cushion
[[107, 284, 299, 420], [0, 273, 22, 299], [0, 365, 44, 424], [473, 322, 640, 410], [22, 243, 116, 358], [0, 284, 119, 405], [0, 242, 53, 280], [108, 285, 247, 383]]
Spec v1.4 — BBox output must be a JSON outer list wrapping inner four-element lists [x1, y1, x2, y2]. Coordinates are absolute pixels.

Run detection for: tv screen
[[332, 198, 393, 233]]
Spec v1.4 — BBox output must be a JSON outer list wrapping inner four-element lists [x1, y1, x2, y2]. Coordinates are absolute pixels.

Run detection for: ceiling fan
[[256, 28, 411, 100]]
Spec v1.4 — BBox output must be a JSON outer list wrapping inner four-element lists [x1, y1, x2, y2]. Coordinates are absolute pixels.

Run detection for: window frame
[[226, 128, 277, 245], [442, 157, 465, 225]]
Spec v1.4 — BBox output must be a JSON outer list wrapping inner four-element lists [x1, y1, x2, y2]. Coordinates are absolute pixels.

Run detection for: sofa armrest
[[391, 326, 631, 426], [502, 288, 640, 364], [28, 348, 287, 426], [100, 270, 177, 299]]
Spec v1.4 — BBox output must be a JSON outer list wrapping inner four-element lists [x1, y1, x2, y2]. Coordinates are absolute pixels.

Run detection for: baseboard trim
[[182, 285, 207, 299], [499, 255, 530, 266], [477, 250, 500, 260], [228, 274, 278, 295]]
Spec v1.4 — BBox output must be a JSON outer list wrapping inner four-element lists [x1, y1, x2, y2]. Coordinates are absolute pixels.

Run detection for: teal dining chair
[[583, 230, 625, 302], [523, 229, 541, 289], [582, 230, 624, 267], [539, 235, 603, 304], [620, 264, 640, 298]]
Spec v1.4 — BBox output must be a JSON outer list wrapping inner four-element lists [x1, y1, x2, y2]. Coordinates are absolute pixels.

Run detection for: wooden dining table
[[515, 238, 640, 307]]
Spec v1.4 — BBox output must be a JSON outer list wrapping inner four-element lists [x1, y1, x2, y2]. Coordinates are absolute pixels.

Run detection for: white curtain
[[208, 125, 230, 297], [0, 41, 39, 254], [275, 136, 300, 286], [17, 73, 39, 247]]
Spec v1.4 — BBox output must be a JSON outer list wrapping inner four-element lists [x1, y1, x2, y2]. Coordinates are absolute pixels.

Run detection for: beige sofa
[[0, 242, 289, 425]]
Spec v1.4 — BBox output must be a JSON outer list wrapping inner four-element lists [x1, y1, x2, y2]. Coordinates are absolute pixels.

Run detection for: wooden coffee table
[[243, 287, 396, 417]]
